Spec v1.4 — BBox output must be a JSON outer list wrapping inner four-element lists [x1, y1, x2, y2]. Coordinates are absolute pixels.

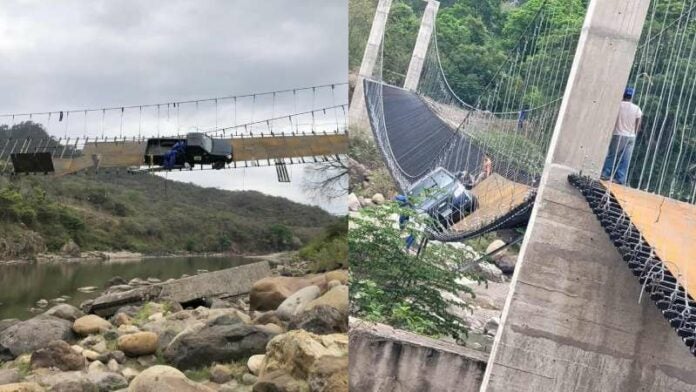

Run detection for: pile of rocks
[[0, 268, 349, 392], [348, 192, 387, 212]]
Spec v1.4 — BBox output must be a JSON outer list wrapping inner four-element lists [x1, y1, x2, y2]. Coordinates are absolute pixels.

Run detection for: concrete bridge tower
[[349, 0, 392, 132], [480, 1, 696, 391], [403, 0, 439, 91]]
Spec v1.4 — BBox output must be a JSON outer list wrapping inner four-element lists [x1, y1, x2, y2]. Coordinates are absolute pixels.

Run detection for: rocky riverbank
[[0, 249, 266, 266], [0, 259, 349, 391]]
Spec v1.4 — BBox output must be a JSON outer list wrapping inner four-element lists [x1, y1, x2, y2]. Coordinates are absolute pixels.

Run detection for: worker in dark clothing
[[395, 194, 416, 249], [518, 107, 528, 131], [164, 141, 186, 169]]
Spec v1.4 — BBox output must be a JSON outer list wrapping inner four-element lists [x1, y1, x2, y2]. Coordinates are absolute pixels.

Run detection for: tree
[[350, 200, 481, 339], [383, 2, 421, 86]]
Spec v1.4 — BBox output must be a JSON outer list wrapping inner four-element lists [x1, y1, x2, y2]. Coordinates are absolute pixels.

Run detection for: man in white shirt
[[601, 87, 642, 184]]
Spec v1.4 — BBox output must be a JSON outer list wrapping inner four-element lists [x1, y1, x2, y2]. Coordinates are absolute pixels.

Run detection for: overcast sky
[[0, 0, 348, 214]]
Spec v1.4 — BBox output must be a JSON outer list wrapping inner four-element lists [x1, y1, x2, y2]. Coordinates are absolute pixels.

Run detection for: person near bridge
[[601, 87, 642, 185]]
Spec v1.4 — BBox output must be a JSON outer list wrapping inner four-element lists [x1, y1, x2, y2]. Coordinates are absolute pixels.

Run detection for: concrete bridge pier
[[349, 0, 392, 132], [403, 0, 439, 92], [480, 1, 696, 391]]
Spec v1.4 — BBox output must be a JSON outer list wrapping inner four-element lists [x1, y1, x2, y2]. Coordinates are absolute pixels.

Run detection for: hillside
[[0, 167, 341, 260]]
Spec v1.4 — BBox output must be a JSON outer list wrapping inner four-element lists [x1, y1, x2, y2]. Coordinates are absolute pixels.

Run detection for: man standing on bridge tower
[[601, 87, 642, 185]]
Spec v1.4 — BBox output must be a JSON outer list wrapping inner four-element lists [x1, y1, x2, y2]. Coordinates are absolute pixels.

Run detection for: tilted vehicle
[[406, 167, 477, 230]]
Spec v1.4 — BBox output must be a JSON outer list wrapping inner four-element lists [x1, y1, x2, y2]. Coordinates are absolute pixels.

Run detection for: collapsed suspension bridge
[[354, 0, 696, 384]]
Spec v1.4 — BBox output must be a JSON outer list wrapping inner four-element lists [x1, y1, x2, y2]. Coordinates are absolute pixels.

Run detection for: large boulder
[[257, 330, 348, 392], [0, 315, 75, 358], [85, 371, 128, 392], [485, 239, 507, 257], [0, 368, 20, 385], [30, 340, 85, 371], [0, 319, 19, 334], [253, 370, 309, 392], [371, 193, 385, 205], [495, 254, 518, 274], [305, 285, 348, 317], [347, 193, 360, 212], [247, 354, 265, 376], [288, 306, 348, 335], [117, 332, 159, 357], [37, 371, 97, 392], [128, 365, 214, 392], [475, 262, 505, 283], [275, 286, 321, 321], [73, 315, 112, 336], [324, 270, 348, 285], [44, 304, 84, 322], [250, 277, 314, 311], [163, 314, 278, 370], [141, 308, 249, 351], [0, 383, 44, 392]]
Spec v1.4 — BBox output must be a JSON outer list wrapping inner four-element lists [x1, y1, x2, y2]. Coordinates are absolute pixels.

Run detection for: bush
[[350, 201, 480, 339], [298, 217, 348, 271]]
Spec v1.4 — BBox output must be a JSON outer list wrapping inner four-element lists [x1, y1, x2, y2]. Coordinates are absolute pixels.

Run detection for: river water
[[0, 255, 254, 320]]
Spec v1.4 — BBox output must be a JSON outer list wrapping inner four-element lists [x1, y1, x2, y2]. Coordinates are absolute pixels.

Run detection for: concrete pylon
[[403, 0, 439, 91], [480, 1, 696, 391], [349, 0, 392, 133]]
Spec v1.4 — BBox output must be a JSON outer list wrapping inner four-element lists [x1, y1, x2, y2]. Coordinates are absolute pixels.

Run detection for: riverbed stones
[[112, 313, 132, 327], [37, 371, 97, 392], [241, 373, 257, 385], [0, 315, 75, 358], [73, 315, 111, 336], [258, 330, 348, 392], [209, 364, 232, 384], [250, 277, 313, 311], [121, 367, 139, 382], [86, 371, 128, 391], [485, 239, 506, 257], [0, 319, 19, 335], [0, 382, 44, 392], [308, 355, 349, 392], [305, 285, 348, 317], [254, 369, 309, 392], [106, 358, 119, 372], [347, 193, 360, 212], [475, 262, 505, 283], [97, 350, 126, 364], [117, 332, 158, 357], [495, 254, 518, 274], [30, 340, 85, 371], [275, 286, 321, 321], [484, 316, 500, 336], [45, 304, 84, 322], [247, 354, 265, 376], [80, 335, 107, 354], [371, 193, 385, 205], [82, 349, 99, 361], [128, 365, 213, 392], [163, 314, 277, 370], [0, 368, 21, 385], [289, 305, 347, 335], [324, 270, 348, 285], [88, 360, 107, 373]]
